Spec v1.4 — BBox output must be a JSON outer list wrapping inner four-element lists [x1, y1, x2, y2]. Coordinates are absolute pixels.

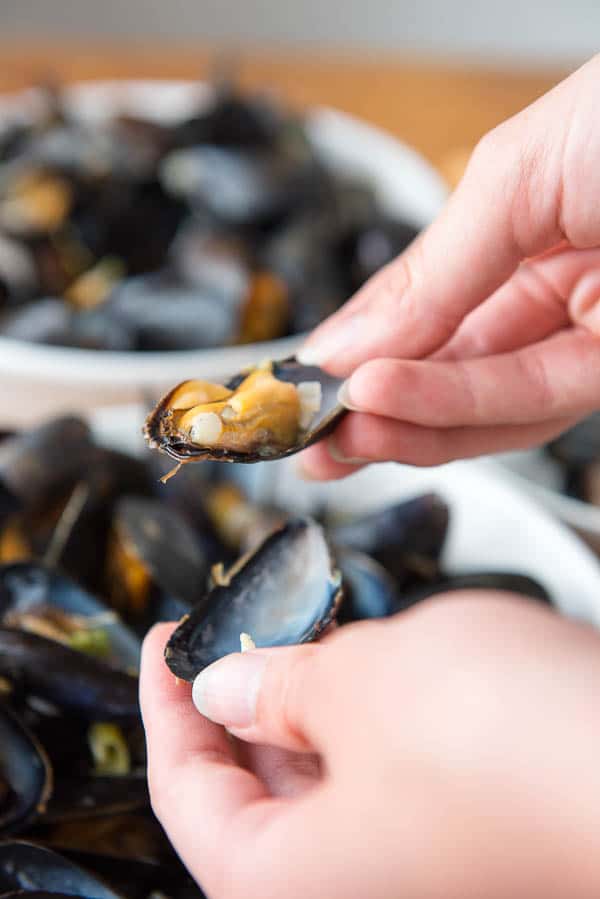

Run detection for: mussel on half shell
[[165, 516, 342, 681], [145, 357, 345, 464]]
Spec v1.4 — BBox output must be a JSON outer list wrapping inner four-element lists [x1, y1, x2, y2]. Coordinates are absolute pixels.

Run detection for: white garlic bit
[[240, 632, 256, 652], [189, 411, 223, 445], [297, 381, 322, 431]]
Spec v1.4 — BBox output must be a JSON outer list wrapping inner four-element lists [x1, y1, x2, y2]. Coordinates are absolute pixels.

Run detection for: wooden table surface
[[0, 41, 570, 179]]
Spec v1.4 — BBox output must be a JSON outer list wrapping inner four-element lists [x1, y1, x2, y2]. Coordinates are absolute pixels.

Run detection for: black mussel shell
[[0, 707, 52, 837], [0, 418, 95, 511], [0, 841, 122, 899], [396, 572, 552, 612], [0, 628, 138, 720], [0, 562, 141, 671], [56, 849, 202, 899], [107, 497, 210, 627], [337, 549, 400, 623], [331, 493, 450, 584], [104, 271, 239, 351], [165, 517, 342, 681], [144, 357, 346, 465]]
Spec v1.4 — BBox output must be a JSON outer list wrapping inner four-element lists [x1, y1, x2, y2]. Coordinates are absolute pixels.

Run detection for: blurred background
[[1, 0, 597, 63]]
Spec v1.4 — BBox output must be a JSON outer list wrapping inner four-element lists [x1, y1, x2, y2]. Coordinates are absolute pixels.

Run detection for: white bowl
[[92, 404, 600, 627], [0, 80, 448, 428], [497, 449, 600, 548]]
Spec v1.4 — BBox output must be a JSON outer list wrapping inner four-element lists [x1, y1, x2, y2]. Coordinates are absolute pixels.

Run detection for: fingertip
[[295, 442, 365, 481]]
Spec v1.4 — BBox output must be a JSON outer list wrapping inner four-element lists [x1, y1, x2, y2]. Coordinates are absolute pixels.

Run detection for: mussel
[[337, 550, 400, 622], [0, 628, 139, 720], [0, 841, 123, 899], [395, 571, 551, 612], [165, 516, 342, 681], [330, 493, 450, 584], [0, 706, 52, 837], [106, 497, 210, 628], [144, 357, 345, 464]]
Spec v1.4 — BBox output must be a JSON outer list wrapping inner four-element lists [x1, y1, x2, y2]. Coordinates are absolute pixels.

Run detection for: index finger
[[140, 624, 278, 895], [298, 58, 600, 375]]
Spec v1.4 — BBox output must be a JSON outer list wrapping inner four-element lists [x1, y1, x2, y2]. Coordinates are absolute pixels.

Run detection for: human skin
[[296, 54, 600, 478], [141, 597, 600, 899], [140, 56, 600, 898]]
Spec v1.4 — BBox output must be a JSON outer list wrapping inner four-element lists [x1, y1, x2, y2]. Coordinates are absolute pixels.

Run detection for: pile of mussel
[[0, 79, 420, 351], [0, 415, 551, 897]]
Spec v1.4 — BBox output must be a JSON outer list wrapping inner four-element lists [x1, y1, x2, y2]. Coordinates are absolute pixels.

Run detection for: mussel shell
[[0, 482, 20, 531], [0, 418, 94, 511], [330, 493, 450, 584], [337, 550, 400, 623], [0, 628, 139, 720], [165, 517, 342, 681], [104, 272, 239, 351], [0, 706, 52, 837], [145, 357, 346, 464], [0, 298, 73, 346], [0, 562, 141, 671], [108, 497, 210, 624], [57, 850, 203, 899], [0, 841, 122, 899], [396, 572, 552, 612]]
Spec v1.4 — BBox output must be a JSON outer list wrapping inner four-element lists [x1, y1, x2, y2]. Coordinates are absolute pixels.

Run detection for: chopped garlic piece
[[189, 411, 223, 445], [240, 632, 256, 652], [297, 381, 322, 430]]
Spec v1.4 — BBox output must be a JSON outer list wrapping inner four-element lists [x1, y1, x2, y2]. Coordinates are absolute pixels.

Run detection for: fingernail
[[192, 652, 267, 727], [327, 436, 369, 465], [337, 380, 362, 411], [296, 314, 369, 367]]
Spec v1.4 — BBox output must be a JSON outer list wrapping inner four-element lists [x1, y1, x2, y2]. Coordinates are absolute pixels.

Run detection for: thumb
[[192, 644, 326, 752], [297, 58, 600, 377]]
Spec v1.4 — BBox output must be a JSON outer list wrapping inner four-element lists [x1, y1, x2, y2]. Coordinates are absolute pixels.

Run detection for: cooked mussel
[[165, 516, 342, 681], [0, 840, 123, 899], [0, 707, 52, 837], [0, 628, 138, 720], [107, 497, 210, 627], [144, 357, 345, 464], [0, 562, 141, 671]]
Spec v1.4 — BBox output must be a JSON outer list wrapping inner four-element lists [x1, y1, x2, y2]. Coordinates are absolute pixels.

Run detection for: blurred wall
[[1, 0, 596, 63]]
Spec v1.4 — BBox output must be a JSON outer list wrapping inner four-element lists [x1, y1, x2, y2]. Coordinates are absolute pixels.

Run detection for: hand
[[297, 55, 600, 479], [140, 596, 600, 899]]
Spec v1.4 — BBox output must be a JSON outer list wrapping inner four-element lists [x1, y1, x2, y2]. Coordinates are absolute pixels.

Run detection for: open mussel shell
[[0, 706, 52, 837], [0, 841, 123, 899], [0, 562, 141, 671], [145, 357, 346, 465], [0, 628, 138, 720], [107, 497, 210, 628], [397, 572, 552, 612], [165, 516, 342, 681]]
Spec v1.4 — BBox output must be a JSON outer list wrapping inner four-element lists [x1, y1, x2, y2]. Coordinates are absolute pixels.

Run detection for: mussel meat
[[144, 357, 345, 464], [165, 516, 342, 681]]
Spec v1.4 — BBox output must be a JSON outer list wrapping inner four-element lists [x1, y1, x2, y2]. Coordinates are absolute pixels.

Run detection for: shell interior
[[165, 517, 342, 680]]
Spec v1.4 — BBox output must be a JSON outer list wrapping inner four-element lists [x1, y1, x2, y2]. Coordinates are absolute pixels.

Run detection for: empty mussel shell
[[144, 357, 346, 464], [165, 516, 342, 681], [0, 840, 123, 899], [0, 706, 52, 837]]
